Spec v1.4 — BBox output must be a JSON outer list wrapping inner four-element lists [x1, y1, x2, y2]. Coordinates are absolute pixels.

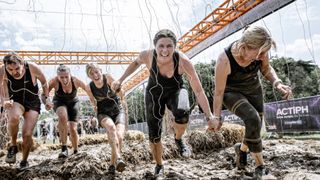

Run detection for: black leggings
[[145, 88, 189, 143], [223, 86, 264, 153]]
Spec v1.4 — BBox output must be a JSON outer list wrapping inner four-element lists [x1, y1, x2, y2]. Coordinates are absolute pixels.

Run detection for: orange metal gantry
[[121, 0, 264, 92], [0, 50, 139, 65]]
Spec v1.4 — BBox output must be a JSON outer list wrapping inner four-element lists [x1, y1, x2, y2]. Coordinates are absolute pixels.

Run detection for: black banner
[[264, 95, 320, 132]]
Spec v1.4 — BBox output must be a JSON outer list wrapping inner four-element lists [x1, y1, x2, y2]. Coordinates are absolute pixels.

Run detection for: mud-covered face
[[243, 46, 268, 63], [57, 71, 71, 85], [88, 68, 102, 81], [155, 37, 175, 63], [5, 63, 24, 79]]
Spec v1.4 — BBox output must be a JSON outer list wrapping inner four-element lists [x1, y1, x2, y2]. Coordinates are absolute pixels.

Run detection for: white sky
[[0, 0, 319, 84]]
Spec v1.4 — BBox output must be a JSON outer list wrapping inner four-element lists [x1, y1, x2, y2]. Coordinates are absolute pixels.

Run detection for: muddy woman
[[46, 64, 88, 158], [213, 26, 292, 179], [112, 29, 220, 176], [85, 63, 127, 174]]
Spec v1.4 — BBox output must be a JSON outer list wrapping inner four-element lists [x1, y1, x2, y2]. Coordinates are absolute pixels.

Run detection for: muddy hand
[[207, 117, 221, 132], [45, 101, 54, 111], [4, 100, 14, 110], [277, 84, 293, 100], [111, 80, 121, 93]]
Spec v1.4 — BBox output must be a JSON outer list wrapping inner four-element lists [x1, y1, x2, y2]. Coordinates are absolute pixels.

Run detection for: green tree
[[262, 57, 320, 102], [127, 88, 145, 124]]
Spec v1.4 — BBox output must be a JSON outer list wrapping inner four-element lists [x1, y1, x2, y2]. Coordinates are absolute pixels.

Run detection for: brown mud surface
[[0, 124, 319, 179]]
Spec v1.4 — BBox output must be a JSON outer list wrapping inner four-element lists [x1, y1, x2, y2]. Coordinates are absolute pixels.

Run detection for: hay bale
[[124, 130, 145, 141], [79, 134, 108, 145], [187, 123, 244, 153], [220, 123, 245, 146]]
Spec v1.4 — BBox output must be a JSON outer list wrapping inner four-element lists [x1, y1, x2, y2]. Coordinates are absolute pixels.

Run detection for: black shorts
[[97, 108, 126, 126], [53, 99, 79, 122]]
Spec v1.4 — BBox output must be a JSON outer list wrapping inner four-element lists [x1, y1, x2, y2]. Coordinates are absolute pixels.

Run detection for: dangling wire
[[61, 0, 67, 51], [77, 0, 88, 51]]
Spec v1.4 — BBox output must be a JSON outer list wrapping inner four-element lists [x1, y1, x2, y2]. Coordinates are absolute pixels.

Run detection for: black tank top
[[6, 62, 39, 103], [90, 75, 120, 105], [224, 42, 261, 91], [53, 77, 78, 102], [146, 50, 183, 90]]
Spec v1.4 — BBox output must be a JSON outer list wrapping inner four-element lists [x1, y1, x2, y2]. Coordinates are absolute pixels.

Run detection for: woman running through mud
[[47, 64, 88, 158], [213, 26, 292, 179], [112, 29, 220, 176], [86, 63, 127, 174]]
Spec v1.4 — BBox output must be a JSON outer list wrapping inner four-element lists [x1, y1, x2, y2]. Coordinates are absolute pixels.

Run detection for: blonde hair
[[238, 26, 276, 56], [86, 63, 100, 77]]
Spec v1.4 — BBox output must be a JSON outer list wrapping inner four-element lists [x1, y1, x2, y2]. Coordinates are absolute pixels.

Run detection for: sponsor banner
[[189, 111, 245, 129], [221, 110, 244, 126], [189, 114, 206, 129], [264, 95, 320, 132], [187, 95, 320, 132]]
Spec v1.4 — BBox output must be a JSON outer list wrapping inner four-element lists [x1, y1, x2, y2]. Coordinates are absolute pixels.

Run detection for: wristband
[[213, 115, 222, 121]]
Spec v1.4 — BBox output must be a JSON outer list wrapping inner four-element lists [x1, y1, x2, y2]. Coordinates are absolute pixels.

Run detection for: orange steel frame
[[121, 0, 264, 92], [0, 50, 139, 65]]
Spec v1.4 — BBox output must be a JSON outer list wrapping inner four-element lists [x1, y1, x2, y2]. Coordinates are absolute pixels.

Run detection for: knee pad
[[177, 88, 190, 111], [174, 114, 189, 124]]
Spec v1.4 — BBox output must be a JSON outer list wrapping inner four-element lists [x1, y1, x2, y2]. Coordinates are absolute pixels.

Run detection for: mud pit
[[0, 124, 319, 179]]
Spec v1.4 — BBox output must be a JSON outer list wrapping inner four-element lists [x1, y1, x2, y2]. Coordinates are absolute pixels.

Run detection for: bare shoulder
[[216, 51, 229, 67], [0, 65, 5, 79], [27, 61, 42, 73], [140, 49, 153, 59], [105, 73, 115, 84], [177, 51, 193, 73], [51, 77, 59, 83], [139, 49, 153, 66]]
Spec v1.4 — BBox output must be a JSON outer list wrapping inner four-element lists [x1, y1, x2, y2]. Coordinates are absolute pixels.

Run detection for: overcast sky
[[0, 0, 319, 83]]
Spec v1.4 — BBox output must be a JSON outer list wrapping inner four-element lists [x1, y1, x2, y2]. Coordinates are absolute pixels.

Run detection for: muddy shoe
[[234, 143, 247, 170], [58, 146, 68, 158], [19, 160, 29, 171], [175, 139, 191, 158], [5, 145, 18, 164], [116, 158, 126, 172], [108, 165, 116, 175], [154, 164, 164, 176], [254, 165, 269, 180]]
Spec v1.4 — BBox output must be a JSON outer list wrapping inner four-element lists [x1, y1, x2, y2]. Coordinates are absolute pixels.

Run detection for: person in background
[[47, 64, 88, 158], [86, 63, 127, 174]]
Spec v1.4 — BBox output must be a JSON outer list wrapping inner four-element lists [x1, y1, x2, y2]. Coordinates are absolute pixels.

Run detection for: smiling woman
[[111, 29, 220, 176]]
